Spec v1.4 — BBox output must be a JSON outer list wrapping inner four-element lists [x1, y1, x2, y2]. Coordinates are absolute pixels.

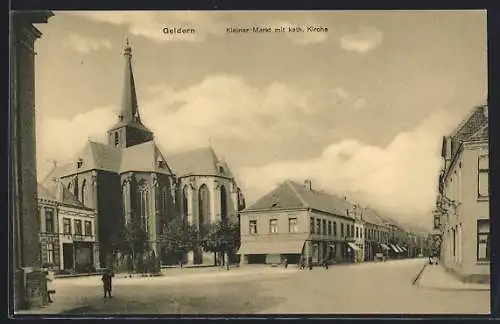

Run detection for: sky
[[34, 10, 487, 230]]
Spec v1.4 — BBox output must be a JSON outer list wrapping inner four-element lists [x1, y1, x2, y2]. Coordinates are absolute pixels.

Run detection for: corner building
[[41, 41, 246, 267]]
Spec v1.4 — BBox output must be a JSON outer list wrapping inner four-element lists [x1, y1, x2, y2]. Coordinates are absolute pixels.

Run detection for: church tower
[[107, 39, 153, 148]]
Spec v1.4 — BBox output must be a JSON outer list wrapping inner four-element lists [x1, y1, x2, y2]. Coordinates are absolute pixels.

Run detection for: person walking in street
[[102, 268, 115, 299], [308, 257, 313, 270]]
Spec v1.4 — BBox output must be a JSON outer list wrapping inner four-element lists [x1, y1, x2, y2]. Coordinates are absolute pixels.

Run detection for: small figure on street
[[102, 268, 115, 299], [323, 259, 329, 270], [44, 269, 56, 303], [283, 257, 288, 269], [308, 257, 313, 270]]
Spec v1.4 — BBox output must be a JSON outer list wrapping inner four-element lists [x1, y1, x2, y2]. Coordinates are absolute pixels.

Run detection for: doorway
[[63, 243, 74, 271]]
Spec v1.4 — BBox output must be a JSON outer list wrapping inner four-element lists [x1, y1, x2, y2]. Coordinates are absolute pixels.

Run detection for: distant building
[[361, 208, 391, 260], [41, 41, 245, 268], [37, 183, 99, 273], [436, 105, 489, 283], [237, 180, 357, 266], [350, 203, 365, 262]]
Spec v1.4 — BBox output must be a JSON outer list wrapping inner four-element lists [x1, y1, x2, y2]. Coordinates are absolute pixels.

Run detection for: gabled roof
[[37, 182, 86, 209], [167, 146, 233, 178], [120, 140, 173, 175], [466, 124, 488, 142], [246, 180, 355, 219], [37, 183, 56, 200]]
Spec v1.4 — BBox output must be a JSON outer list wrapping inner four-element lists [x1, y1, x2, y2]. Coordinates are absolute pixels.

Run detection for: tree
[[159, 217, 199, 266], [200, 219, 240, 268], [112, 216, 149, 273]]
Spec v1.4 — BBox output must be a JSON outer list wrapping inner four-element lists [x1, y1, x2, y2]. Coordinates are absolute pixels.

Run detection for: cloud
[[63, 33, 112, 53], [71, 11, 226, 43], [238, 109, 464, 228], [341, 26, 383, 53], [354, 98, 366, 109]]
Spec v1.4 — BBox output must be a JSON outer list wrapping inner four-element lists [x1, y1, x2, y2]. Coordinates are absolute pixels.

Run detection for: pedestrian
[[308, 257, 313, 270], [283, 257, 288, 270], [102, 268, 115, 299], [45, 269, 56, 303], [323, 259, 329, 270]]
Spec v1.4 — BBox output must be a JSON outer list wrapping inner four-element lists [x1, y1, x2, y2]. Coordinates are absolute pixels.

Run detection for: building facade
[[41, 41, 245, 268], [362, 208, 391, 261], [435, 105, 489, 283], [238, 180, 357, 266], [37, 183, 99, 273]]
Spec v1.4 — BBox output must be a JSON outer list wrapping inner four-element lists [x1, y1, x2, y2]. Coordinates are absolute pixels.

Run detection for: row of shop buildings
[[432, 104, 490, 283], [237, 179, 428, 266]]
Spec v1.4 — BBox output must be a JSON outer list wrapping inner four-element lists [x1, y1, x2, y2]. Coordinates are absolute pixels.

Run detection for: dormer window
[[76, 158, 83, 169], [157, 160, 167, 169], [218, 166, 224, 174]]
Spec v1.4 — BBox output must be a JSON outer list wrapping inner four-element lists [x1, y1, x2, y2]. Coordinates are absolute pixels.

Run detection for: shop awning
[[347, 242, 361, 251], [389, 244, 400, 253], [380, 243, 390, 250], [395, 245, 404, 253], [237, 240, 306, 255], [400, 246, 408, 252]]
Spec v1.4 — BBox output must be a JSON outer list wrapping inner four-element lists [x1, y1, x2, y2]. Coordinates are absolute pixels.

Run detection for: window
[[333, 222, 337, 236], [322, 219, 327, 235], [45, 209, 54, 233], [356, 227, 359, 238], [351, 225, 355, 238], [198, 184, 210, 230], [220, 185, 228, 223], [74, 220, 82, 235], [328, 221, 332, 236], [114, 132, 119, 147], [478, 155, 489, 198], [161, 186, 169, 220], [84, 221, 92, 236], [122, 182, 130, 225], [364, 228, 367, 239], [270, 219, 278, 233], [138, 181, 151, 235], [77, 158, 83, 169], [249, 220, 257, 234], [81, 180, 88, 206], [182, 185, 189, 220], [46, 243, 54, 264], [63, 218, 72, 235], [316, 219, 321, 235], [477, 219, 490, 261], [289, 218, 298, 233], [310, 217, 315, 234], [341, 223, 344, 237]]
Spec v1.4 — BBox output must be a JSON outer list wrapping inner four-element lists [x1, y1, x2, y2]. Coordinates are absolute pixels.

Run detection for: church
[[40, 41, 246, 268]]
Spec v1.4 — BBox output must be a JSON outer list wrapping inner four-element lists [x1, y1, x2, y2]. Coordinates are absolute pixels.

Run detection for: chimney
[[304, 179, 312, 191]]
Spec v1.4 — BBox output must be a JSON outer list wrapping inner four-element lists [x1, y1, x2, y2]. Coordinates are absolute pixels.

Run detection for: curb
[[412, 261, 428, 286]]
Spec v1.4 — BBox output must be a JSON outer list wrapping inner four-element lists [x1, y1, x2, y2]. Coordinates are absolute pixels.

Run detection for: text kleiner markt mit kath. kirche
[[226, 25, 329, 33]]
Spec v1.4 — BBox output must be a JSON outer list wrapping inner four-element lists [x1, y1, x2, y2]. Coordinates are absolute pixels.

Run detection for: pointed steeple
[[107, 38, 154, 148], [120, 38, 140, 123]]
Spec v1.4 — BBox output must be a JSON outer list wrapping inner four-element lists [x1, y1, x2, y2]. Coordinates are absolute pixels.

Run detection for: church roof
[[37, 183, 56, 200], [120, 140, 173, 175], [362, 208, 387, 226], [167, 146, 233, 178], [246, 180, 356, 219], [467, 124, 488, 142]]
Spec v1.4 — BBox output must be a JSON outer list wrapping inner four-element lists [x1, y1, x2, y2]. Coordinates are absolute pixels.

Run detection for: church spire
[[119, 38, 140, 123]]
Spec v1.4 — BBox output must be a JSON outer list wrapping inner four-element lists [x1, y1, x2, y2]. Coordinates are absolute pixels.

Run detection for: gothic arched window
[[137, 181, 150, 235], [220, 185, 227, 223], [114, 132, 119, 147], [161, 186, 169, 219], [73, 179, 79, 199], [122, 181, 130, 225], [81, 180, 88, 206], [68, 181, 73, 193], [198, 184, 210, 229], [182, 185, 189, 220]]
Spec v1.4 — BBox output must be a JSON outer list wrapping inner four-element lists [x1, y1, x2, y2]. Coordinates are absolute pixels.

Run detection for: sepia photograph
[[10, 10, 490, 316]]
